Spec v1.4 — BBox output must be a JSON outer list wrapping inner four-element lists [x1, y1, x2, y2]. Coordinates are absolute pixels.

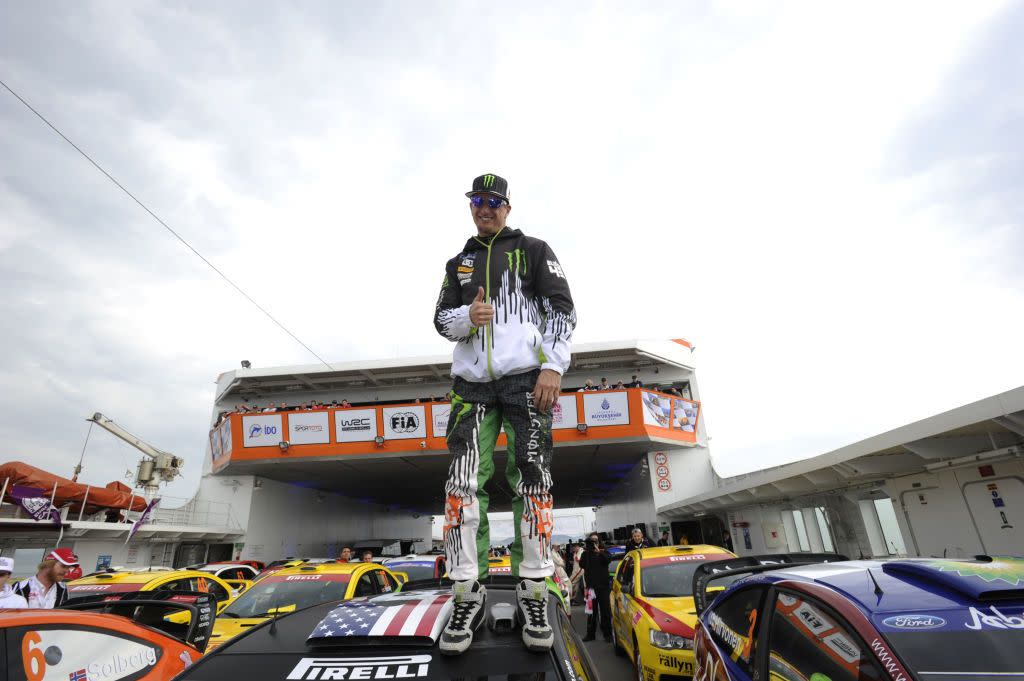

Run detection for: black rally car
[[176, 577, 602, 680]]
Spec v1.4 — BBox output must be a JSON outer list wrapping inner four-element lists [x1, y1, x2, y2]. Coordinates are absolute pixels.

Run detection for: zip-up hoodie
[[0, 583, 28, 608], [434, 227, 575, 382]]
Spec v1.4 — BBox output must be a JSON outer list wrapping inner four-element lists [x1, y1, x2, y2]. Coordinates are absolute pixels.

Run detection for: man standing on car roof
[[434, 172, 575, 655]]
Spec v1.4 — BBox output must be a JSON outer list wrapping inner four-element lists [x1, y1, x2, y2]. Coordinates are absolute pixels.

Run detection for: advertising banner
[[220, 418, 233, 456], [551, 394, 579, 430], [288, 411, 330, 445], [431, 404, 451, 438], [582, 391, 630, 427], [335, 408, 378, 443], [382, 405, 427, 440], [672, 400, 699, 433], [640, 391, 673, 428], [210, 427, 222, 461], [242, 414, 283, 448]]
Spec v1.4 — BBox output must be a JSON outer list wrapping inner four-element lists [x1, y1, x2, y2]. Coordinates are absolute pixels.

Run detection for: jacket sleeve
[[433, 261, 473, 342], [532, 241, 576, 374]]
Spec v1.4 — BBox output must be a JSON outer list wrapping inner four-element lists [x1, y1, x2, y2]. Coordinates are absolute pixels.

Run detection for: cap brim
[[465, 190, 508, 200]]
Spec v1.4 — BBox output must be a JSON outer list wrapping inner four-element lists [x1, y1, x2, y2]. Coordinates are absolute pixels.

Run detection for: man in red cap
[[14, 548, 78, 608]]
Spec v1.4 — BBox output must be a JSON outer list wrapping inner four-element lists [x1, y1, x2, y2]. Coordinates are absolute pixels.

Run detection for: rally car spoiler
[[62, 590, 217, 652], [692, 553, 848, 615]]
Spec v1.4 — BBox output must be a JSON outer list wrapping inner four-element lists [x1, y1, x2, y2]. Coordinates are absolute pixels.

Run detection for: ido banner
[[582, 391, 630, 427], [243, 414, 282, 448], [551, 395, 579, 430], [382, 405, 427, 440], [335, 408, 378, 443], [288, 411, 330, 445]]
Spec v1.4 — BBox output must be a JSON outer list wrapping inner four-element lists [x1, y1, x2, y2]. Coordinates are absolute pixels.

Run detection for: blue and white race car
[[691, 555, 1024, 681]]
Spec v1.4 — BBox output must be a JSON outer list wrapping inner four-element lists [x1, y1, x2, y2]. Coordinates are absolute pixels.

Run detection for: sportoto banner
[[382, 405, 427, 440], [582, 391, 630, 427], [288, 411, 330, 445], [431, 404, 451, 438], [551, 395, 579, 429], [243, 414, 283, 448], [335, 408, 378, 443], [673, 400, 699, 432], [641, 391, 673, 428]]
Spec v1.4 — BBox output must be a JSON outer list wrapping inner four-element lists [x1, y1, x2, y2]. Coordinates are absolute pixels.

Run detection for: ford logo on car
[[882, 614, 946, 629]]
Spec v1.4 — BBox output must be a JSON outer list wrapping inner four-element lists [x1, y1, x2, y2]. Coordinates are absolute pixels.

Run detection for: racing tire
[[633, 636, 644, 681], [611, 626, 625, 657]]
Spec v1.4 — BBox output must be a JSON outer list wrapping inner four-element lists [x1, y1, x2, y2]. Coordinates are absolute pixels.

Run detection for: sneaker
[[515, 579, 553, 652], [440, 580, 487, 655]]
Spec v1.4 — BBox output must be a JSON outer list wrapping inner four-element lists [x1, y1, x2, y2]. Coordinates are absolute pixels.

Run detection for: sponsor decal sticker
[[964, 605, 1024, 630], [286, 656, 431, 680], [658, 655, 693, 674], [881, 614, 947, 630]]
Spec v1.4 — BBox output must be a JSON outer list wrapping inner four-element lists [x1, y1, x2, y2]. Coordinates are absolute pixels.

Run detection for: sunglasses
[[470, 195, 506, 209]]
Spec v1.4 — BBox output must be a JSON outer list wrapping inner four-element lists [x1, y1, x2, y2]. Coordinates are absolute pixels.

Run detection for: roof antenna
[[866, 568, 884, 598], [269, 608, 280, 635]]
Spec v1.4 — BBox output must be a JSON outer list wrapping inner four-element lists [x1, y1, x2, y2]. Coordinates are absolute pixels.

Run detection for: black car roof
[[180, 578, 591, 681]]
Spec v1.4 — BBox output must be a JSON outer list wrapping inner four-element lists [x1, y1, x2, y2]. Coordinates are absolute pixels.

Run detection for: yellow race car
[[206, 561, 408, 651], [67, 568, 238, 606], [610, 544, 736, 680]]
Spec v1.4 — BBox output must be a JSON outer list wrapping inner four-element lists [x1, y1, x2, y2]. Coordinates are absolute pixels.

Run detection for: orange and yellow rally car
[[610, 544, 736, 680], [3, 589, 216, 681]]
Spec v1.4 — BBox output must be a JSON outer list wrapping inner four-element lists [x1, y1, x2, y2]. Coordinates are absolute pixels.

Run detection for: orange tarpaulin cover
[[0, 461, 147, 514]]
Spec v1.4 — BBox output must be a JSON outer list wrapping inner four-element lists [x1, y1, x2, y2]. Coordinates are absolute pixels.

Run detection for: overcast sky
[[1, 1, 1022, 505]]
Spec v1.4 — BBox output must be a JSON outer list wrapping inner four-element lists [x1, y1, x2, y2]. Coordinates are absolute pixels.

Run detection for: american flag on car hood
[[308, 589, 453, 646]]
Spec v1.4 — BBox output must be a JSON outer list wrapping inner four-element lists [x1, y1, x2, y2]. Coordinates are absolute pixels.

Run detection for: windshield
[[885, 628, 1024, 680], [384, 562, 436, 581], [222, 575, 350, 618], [640, 557, 742, 598]]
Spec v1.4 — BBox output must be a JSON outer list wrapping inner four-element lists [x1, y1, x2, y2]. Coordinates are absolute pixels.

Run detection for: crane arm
[[88, 412, 169, 460]]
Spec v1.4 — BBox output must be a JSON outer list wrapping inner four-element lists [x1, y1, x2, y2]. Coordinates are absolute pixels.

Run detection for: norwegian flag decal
[[308, 590, 453, 643]]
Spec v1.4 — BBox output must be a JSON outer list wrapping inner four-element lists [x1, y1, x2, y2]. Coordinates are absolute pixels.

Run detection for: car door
[[611, 554, 635, 648], [349, 567, 380, 598], [764, 589, 886, 681], [698, 585, 768, 681]]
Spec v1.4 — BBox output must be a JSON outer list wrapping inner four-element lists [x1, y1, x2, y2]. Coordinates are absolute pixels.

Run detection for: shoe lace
[[522, 596, 548, 628], [448, 599, 476, 631]]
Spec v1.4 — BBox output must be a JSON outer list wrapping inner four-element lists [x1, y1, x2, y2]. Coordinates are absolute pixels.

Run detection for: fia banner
[[10, 485, 61, 525], [551, 395, 579, 430], [242, 414, 283, 447], [126, 497, 160, 544], [288, 411, 330, 445], [335, 408, 378, 443], [582, 391, 630, 427], [382, 405, 427, 440], [431, 403, 451, 438], [640, 391, 672, 428]]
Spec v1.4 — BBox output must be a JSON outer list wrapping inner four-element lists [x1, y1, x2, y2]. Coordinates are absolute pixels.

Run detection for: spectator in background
[[614, 380, 625, 389], [578, 379, 596, 392], [360, 550, 374, 563], [721, 531, 734, 552], [664, 386, 682, 397], [0, 556, 28, 608], [341, 399, 352, 408], [337, 546, 354, 563], [677, 534, 689, 546], [15, 549, 78, 608], [657, 531, 670, 547], [262, 403, 276, 413], [625, 527, 652, 551], [551, 544, 572, 604], [599, 378, 610, 390], [578, 533, 611, 641], [279, 402, 289, 411], [627, 375, 643, 388]]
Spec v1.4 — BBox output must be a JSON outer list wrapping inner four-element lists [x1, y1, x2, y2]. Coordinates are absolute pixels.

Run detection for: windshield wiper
[[220, 612, 241, 618]]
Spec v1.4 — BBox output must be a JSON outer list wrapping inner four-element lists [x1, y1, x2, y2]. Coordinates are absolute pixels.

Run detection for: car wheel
[[612, 625, 625, 657], [633, 636, 644, 681]]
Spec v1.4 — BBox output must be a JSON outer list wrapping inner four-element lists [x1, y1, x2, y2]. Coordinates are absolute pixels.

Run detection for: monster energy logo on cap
[[466, 172, 510, 200]]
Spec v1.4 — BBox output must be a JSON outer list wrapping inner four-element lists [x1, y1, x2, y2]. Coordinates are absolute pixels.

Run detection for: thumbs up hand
[[469, 286, 494, 326]]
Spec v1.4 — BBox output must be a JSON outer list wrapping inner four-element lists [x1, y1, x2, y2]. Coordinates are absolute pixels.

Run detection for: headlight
[[649, 629, 694, 650]]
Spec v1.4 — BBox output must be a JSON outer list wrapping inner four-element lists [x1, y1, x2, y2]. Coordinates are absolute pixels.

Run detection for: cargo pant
[[443, 369, 555, 581]]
